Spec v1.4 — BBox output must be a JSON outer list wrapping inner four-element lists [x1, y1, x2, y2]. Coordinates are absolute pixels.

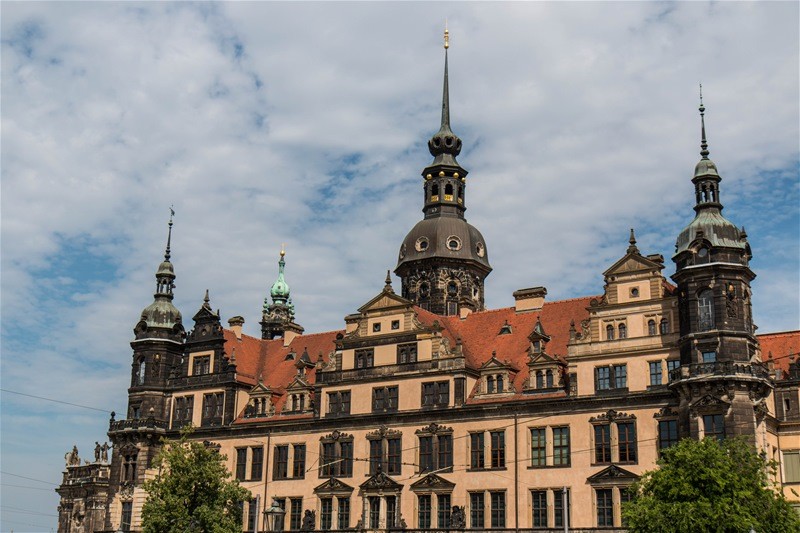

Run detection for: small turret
[[261, 248, 304, 340]]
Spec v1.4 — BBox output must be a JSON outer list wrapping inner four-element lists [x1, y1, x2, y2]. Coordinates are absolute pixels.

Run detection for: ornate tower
[[105, 211, 186, 532], [261, 248, 304, 339], [395, 27, 492, 316], [669, 90, 771, 442]]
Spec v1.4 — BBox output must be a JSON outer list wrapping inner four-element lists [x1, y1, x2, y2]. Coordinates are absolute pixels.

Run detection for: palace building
[[56, 32, 800, 533]]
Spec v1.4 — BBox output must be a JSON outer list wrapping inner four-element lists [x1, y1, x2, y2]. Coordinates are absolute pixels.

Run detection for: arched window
[[535, 371, 544, 389], [487, 376, 495, 393], [618, 323, 627, 339], [432, 184, 439, 196], [496, 375, 504, 393], [545, 370, 553, 388], [648, 320, 657, 336], [447, 281, 458, 296], [444, 183, 454, 197], [698, 290, 715, 331], [606, 325, 615, 341], [660, 318, 670, 335], [137, 357, 146, 385]]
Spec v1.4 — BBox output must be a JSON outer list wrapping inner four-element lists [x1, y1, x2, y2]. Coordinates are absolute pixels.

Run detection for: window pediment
[[409, 473, 455, 493], [359, 471, 403, 493], [321, 430, 353, 443], [589, 409, 636, 423], [367, 425, 402, 440], [689, 394, 731, 417], [587, 464, 639, 485], [415, 423, 452, 436], [314, 478, 354, 495]]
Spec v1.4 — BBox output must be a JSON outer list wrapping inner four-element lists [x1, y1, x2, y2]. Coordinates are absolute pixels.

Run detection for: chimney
[[228, 316, 245, 340], [513, 286, 547, 313]]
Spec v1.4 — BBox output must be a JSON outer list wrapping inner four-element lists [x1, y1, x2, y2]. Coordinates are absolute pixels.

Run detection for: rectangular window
[[614, 364, 627, 388], [327, 391, 351, 416], [292, 444, 305, 479], [337, 498, 350, 530], [235, 447, 247, 481], [596, 488, 613, 527], [784, 451, 800, 483], [702, 351, 717, 363], [471, 432, 485, 469], [356, 348, 374, 368], [490, 491, 506, 528], [247, 497, 259, 532], [388, 437, 402, 475], [397, 343, 417, 364], [340, 441, 353, 476], [470, 492, 484, 529], [594, 424, 611, 464], [290, 498, 302, 531], [621, 488, 633, 526], [649, 361, 663, 386], [418, 494, 431, 529], [386, 496, 397, 529], [121, 502, 132, 532], [321, 442, 335, 477], [554, 488, 570, 528], [658, 420, 679, 451], [172, 395, 194, 428], [372, 386, 399, 412], [251, 446, 264, 481], [419, 436, 433, 473], [422, 381, 449, 408], [530, 428, 546, 467], [438, 434, 453, 471], [703, 414, 725, 441], [320, 498, 333, 531], [490, 431, 506, 468], [531, 490, 547, 528], [192, 355, 211, 376], [438, 381, 449, 406], [201, 392, 224, 426], [553, 426, 570, 466], [618, 422, 637, 463], [595, 367, 611, 390], [667, 359, 680, 382], [438, 494, 451, 528], [369, 439, 382, 475], [274, 445, 289, 480]]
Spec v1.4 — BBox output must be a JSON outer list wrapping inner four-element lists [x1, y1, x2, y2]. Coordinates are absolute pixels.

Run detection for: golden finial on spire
[[444, 19, 449, 49], [280, 243, 286, 257]]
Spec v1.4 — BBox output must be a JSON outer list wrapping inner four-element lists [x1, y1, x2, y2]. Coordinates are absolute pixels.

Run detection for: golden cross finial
[[444, 19, 449, 49], [280, 243, 286, 257]]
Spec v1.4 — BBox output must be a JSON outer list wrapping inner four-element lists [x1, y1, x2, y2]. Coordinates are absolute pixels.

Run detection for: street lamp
[[263, 499, 286, 533]]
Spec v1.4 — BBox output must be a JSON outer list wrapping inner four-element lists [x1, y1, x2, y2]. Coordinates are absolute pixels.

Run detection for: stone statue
[[101, 442, 110, 462], [450, 505, 466, 529], [65, 445, 80, 467], [94, 442, 102, 462], [301, 509, 316, 531]]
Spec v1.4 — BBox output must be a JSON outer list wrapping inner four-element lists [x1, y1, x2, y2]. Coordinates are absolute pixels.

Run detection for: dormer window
[[618, 323, 627, 339], [606, 325, 615, 341], [532, 340, 542, 353], [496, 376, 504, 393], [648, 320, 657, 336], [499, 322, 513, 335], [487, 376, 495, 393], [373, 322, 382, 333]]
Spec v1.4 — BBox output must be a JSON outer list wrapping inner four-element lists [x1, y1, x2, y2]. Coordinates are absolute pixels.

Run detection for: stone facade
[[56, 40, 800, 533]]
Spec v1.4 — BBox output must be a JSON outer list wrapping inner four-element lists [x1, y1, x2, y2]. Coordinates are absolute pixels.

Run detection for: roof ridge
[[757, 330, 800, 338]]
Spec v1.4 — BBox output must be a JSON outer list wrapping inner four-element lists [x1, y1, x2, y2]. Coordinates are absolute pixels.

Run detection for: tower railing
[[668, 361, 770, 383]]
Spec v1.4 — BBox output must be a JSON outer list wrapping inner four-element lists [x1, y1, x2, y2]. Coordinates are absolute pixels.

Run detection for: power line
[[0, 471, 59, 486], [0, 388, 112, 414], [1, 505, 59, 518], [1, 482, 56, 491]]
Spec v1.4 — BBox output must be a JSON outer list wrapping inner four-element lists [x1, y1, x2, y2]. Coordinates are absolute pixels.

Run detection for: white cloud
[[1, 2, 797, 530]]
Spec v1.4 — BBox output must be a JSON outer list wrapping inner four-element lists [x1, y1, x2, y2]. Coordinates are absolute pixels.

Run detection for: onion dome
[[269, 248, 291, 305]]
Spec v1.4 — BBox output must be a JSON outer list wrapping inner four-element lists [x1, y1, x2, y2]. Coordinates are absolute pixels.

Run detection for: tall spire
[[627, 228, 639, 254], [427, 23, 462, 165], [164, 206, 174, 261], [155, 208, 176, 299], [699, 84, 709, 159]]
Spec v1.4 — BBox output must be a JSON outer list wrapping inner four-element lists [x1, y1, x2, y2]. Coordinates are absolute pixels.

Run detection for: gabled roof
[[603, 252, 663, 278]]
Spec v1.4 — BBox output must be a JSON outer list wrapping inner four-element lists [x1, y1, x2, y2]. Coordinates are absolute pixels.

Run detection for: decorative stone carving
[[415, 423, 453, 435], [65, 445, 80, 467], [589, 409, 636, 423], [301, 509, 316, 531], [451, 506, 466, 529]]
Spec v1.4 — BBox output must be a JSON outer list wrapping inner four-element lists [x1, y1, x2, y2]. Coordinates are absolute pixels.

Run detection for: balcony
[[668, 361, 771, 383], [317, 358, 464, 384], [109, 416, 168, 433]]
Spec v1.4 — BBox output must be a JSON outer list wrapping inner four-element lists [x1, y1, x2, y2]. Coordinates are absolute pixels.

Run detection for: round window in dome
[[415, 237, 429, 252], [399, 243, 407, 260], [476, 242, 485, 257], [446, 236, 462, 251]]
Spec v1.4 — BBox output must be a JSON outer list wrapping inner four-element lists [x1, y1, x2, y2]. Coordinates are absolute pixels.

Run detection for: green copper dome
[[269, 251, 290, 304]]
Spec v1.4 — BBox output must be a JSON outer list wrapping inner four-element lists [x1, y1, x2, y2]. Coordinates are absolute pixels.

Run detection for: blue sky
[[1, 2, 798, 531]]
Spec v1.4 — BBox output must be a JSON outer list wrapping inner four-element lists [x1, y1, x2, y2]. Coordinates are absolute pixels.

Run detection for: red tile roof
[[438, 297, 595, 392], [758, 330, 800, 374]]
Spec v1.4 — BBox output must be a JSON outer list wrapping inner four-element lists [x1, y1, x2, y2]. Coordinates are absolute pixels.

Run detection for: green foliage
[[142, 428, 252, 533], [623, 437, 800, 533]]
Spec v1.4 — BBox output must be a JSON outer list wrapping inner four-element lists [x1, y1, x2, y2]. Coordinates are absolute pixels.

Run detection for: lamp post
[[263, 499, 286, 533]]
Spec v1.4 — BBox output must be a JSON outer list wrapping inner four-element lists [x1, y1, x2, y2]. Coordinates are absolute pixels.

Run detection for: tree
[[623, 437, 800, 533], [141, 428, 252, 533]]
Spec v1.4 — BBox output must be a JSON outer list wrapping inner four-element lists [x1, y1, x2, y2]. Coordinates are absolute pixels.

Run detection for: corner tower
[[395, 27, 492, 316], [670, 89, 771, 442]]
